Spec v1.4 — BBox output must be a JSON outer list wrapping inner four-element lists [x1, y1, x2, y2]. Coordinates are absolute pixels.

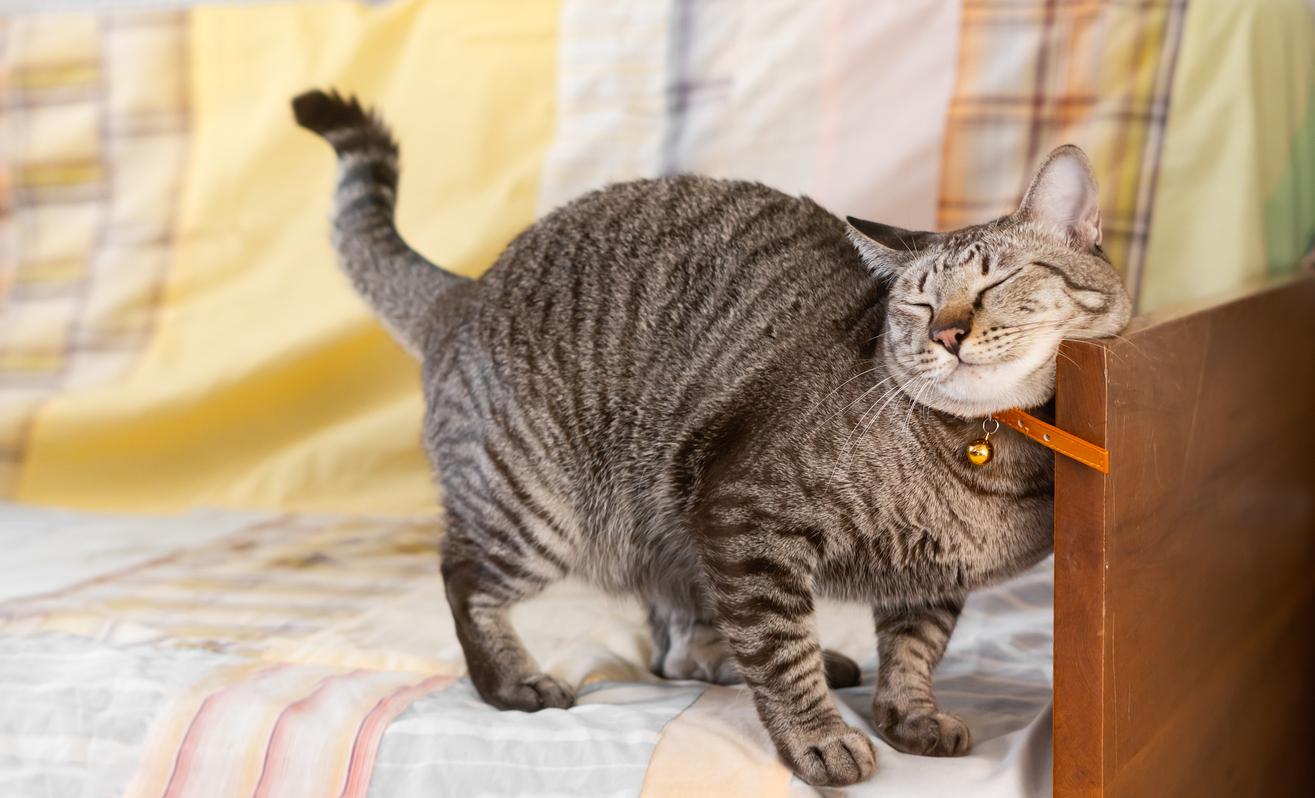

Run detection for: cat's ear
[[845, 216, 937, 277], [1016, 144, 1102, 250]]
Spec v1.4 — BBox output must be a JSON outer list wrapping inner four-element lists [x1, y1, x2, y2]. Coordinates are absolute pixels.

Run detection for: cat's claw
[[873, 706, 972, 757], [781, 722, 878, 786]]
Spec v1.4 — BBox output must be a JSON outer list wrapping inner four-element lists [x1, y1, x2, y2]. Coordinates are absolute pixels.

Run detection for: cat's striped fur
[[293, 89, 1130, 786]]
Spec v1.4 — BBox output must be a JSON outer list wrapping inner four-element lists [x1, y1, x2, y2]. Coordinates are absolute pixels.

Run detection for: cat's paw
[[872, 704, 972, 757], [780, 722, 878, 786], [490, 673, 576, 712]]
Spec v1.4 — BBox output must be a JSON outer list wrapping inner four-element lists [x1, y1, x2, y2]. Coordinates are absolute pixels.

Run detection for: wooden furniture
[[1052, 273, 1315, 797]]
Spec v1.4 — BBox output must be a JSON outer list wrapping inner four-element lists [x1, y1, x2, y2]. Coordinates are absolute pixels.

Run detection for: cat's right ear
[[845, 216, 937, 278]]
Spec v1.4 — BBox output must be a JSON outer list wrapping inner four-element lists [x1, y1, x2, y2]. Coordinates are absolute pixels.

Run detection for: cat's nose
[[930, 321, 969, 355]]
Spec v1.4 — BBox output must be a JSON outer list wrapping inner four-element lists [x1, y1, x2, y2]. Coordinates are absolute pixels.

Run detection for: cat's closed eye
[[972, 268, 1023, 309]]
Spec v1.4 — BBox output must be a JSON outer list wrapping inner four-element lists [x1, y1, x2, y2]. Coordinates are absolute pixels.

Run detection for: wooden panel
[[1054, 274, 1315, 798], [1053, 339, 1110, 797]]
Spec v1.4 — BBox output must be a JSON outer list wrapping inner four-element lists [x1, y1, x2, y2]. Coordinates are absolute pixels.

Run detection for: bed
[[0, 503, 1055, 797]]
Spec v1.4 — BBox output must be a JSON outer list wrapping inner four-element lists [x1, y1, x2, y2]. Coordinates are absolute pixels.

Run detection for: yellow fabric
[[16, 1, 559, 514]]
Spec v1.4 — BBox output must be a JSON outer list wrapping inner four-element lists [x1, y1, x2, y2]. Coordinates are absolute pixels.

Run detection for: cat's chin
[[920, 359, 1057, 419]]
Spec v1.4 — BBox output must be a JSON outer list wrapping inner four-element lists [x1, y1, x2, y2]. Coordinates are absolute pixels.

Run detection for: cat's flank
[[293, 88, 1130, 786]]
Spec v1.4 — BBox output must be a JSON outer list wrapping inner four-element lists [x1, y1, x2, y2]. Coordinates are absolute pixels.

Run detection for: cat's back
[[473, 174, 871, 386], [442, 175, 875, 512], [479, 174, 853, 302]]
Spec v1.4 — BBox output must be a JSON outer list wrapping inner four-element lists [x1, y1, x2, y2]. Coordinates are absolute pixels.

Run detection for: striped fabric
[[0, 11, 188, 495], [0, 503, 1055, 797], [540, 0, 961, 245], [938, 0, 1189, 298]]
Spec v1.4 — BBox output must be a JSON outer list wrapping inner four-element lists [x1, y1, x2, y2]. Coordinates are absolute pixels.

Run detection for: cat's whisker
[[1054, 349, 1081, 370], [844, 376, 922, 473], [865, 373, 925, 435], [1106, 332, 1152, 363], [800, 363, 883, 422], [832, 372, 922, 480], [866, 327, 892, 345], [809, 372, 902, 435], [905, 375, 935, 428]]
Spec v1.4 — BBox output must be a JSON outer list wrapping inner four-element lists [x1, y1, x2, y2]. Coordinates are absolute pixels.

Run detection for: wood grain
[[1054, 273, 1315, 798]]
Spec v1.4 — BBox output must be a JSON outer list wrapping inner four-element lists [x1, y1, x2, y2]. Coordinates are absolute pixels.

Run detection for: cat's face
[[848, 145, 1131, 418]]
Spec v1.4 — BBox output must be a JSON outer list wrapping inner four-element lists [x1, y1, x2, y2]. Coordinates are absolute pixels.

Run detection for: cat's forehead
[[941, 222, 1010, 255], [901, 228, 1019, 295], [924, 230, 999, 273]]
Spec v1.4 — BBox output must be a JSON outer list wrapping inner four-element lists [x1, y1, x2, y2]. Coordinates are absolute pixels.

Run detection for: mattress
[[0, 502, 1054, 797]]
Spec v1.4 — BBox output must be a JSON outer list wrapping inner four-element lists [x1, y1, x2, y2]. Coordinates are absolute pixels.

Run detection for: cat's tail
[[291, 88, 469, 357]]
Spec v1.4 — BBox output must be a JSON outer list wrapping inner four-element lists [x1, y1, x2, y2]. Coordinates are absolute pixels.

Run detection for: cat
[[292, 88, 1130, 787]]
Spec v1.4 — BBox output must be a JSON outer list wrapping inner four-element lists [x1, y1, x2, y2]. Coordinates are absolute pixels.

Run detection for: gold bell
[[965, 417, 1000, 467], [966, 439, 994, 466]]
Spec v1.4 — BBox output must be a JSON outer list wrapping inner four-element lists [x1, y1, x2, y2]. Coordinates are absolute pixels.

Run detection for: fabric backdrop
[[2, 0, 1313, 515]]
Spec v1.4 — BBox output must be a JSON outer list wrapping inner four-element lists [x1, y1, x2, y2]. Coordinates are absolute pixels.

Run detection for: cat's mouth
[[955, 355, 1006, 367], [911, 345, 1059, 417]]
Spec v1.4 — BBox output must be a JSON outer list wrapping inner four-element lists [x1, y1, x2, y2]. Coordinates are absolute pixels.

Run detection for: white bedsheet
[[0, 502, 1052, 797]]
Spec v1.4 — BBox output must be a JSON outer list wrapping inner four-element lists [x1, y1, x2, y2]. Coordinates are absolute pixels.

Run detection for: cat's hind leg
[[441, 514, 574, 711], [646, 602, 861, 688]]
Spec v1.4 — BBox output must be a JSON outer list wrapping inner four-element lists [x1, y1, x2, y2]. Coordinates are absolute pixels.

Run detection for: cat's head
[[847, 145, 1131, 418]]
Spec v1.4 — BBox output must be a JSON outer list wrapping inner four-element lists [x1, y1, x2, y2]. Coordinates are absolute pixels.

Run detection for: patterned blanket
[[0, 503, 1054, 797]]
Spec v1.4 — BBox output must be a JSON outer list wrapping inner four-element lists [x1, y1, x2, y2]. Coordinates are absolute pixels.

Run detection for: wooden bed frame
[[1052, 272, 1315, 797]]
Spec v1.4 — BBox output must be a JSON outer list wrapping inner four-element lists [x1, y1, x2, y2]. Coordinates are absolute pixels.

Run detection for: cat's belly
[[570, 519, 709, 609], [815, 492, 1054, 602]]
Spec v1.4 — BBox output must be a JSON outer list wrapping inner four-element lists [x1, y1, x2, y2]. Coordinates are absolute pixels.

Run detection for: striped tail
[[291, 88, 468, 357]]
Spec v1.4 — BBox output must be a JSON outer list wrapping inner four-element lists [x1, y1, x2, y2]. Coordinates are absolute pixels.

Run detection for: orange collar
[[994, 407, 1109, 474]]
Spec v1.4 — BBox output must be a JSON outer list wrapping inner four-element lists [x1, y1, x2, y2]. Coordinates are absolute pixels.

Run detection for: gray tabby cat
[[292, 89, 1130, 786]]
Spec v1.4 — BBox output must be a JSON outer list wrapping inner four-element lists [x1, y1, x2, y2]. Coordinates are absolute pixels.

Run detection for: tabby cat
[[292, 89, 1130, 786]]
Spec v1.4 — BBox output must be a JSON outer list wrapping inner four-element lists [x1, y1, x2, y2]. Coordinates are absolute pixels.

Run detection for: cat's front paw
[[779, 722, 878, 786], [872, 703, 972, 757], [488, 673, 576, 712]]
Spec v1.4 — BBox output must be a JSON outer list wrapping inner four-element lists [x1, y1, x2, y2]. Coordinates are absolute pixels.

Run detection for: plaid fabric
[[0, 514, 448, 668], [0, 10, 189, 493], [539, 0, 960, 254], [938, 0, 1189, 304]]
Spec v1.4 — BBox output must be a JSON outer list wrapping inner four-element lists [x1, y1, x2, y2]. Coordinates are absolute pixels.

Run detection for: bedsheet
[[0, 502, 1054, 797]]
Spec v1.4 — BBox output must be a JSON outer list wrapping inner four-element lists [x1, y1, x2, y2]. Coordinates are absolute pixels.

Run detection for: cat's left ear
[[845, 216, 938, 278], [1016, 144, 1102, 250]]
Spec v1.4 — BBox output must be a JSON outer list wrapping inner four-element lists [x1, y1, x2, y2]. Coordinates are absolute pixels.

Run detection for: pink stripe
[[161, 664, 288, 798], [338, 675, 452, 798], [250, 670, 362, 798]]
